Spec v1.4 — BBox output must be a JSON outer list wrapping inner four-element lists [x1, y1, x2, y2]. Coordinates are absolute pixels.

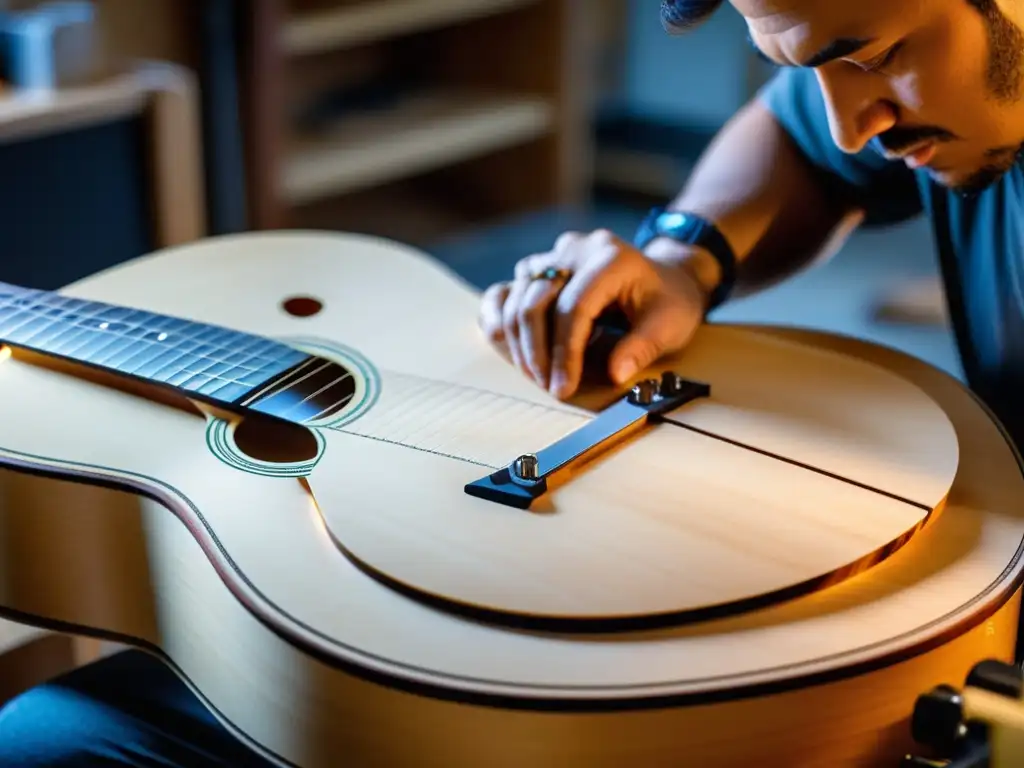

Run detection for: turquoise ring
[[531, 267, 573, 282]]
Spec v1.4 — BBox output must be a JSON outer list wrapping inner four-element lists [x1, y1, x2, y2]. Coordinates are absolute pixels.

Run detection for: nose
[[815, 67, 898, 155]]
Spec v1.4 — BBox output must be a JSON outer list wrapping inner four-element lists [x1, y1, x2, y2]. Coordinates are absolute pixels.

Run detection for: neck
[[0, 280, 312, 410]]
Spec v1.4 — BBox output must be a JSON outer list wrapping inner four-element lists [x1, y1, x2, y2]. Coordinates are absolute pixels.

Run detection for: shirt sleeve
[[757, 67, 924, 227]]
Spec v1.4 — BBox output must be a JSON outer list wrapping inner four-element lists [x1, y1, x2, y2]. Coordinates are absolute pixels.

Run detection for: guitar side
[[0, 231, 1023, 768]]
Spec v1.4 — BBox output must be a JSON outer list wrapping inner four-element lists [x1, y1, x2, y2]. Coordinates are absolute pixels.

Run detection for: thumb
[[607, 303, 697, 385]]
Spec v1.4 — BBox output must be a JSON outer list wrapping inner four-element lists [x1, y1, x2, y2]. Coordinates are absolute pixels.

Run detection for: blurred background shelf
[[0, 70, 147, 142], [284, 0, 540, 56], [283, 88, 553, 204], [244, 0, 589, 233]]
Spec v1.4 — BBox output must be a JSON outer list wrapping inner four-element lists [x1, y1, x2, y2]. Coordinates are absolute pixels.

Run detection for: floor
[[428, 201, 963, 381]]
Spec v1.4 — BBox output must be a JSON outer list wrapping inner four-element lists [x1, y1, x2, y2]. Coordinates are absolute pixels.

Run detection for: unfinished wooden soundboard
[[309, 325, 959, 626]]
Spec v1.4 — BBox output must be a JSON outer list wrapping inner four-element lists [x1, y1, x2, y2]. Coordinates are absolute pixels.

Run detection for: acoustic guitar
[[1, 231, 1023, 768]]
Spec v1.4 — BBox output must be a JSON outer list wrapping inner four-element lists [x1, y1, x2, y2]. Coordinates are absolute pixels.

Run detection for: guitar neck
[[0, 280, 342, 424]]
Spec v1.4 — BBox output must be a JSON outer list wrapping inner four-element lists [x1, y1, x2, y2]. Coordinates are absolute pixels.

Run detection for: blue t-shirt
[[760, 67, 1024, 447]]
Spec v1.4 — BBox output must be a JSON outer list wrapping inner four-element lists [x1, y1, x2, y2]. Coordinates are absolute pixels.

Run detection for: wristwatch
[[632, 206, 737, 314]]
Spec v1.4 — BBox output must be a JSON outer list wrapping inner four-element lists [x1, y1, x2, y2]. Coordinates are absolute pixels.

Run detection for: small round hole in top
[[282, 296, 323, 317]]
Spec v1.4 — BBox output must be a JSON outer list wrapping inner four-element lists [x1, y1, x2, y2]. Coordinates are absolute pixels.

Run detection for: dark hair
[[662, 0, 996, 33], [660, 0, 725, 33]]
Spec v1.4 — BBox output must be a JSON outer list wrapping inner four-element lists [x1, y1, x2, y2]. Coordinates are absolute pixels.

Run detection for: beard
[[871, 0, 1024, 195], [950, 144, 1024, 195], [947, 0, 1024, 194], [970, 0, 1024, 102]]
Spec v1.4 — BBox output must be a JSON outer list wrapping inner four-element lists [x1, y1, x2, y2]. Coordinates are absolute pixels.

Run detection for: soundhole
[[232, 416, 320, 464], [282, 296, 323, 317]]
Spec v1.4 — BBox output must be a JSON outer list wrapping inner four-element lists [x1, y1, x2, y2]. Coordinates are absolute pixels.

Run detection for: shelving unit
[[243, 0, 590, 243], [282, 0, 538, 55], [283, 89, 553, 204]]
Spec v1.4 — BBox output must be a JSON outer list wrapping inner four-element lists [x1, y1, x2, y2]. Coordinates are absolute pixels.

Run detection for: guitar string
[[322, 373, 934, 511], [0, 291, 601, 418], [0, 292, 541, 441], [238, 357, 325, 406], [0, 289, 934, 508], [0, 291, 596, 430], [0, 292, 306, 397], [0, 309, 287, 380], [0, 290, 563, 466], [0, 290, 294, 370]]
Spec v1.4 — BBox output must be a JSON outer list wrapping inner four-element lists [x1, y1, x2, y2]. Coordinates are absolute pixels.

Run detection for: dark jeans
[[0, 648, 276, 767]]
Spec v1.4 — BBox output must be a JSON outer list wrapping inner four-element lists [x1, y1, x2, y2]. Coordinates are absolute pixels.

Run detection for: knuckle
[[550, 339, 569, 363], [480, 282, 501, 302], [554, 231, 583, 251], [482, 321, 505, 342], [502, 304, 520, 333], [553, 300, 585, 337], [513, 254, 544, 280], [518, 301, 546, 325], [553, 286, 581, 315]]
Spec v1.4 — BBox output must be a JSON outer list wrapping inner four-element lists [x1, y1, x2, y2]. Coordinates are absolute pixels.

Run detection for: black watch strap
[[632, 206, 737, 313]]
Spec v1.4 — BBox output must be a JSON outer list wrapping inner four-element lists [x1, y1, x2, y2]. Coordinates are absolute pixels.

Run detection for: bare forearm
[[646, 98, 860, 301]]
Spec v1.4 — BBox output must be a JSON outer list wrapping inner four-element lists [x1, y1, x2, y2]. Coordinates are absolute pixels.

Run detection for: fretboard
[[0, 280, 315, 413]]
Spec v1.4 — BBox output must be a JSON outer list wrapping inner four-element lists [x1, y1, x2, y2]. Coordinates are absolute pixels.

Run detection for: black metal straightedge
[[464, 372, 710, 510]]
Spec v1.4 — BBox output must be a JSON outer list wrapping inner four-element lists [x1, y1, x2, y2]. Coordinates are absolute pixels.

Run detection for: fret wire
[[0, 309, 50, 344], [57, 317, 136, 359], [0, 290, 310, 395], [79, 320, 141, 364], [5, 296, 295, 370], [18, 298, 111, 353], [0, 284, 32, 310], [241, 357, 325, 405], [30, 299, 94, 351], [51, 303, 130, 358], [113, 328, 297, 390], [115, 329, 293, 386], [29, 311, 93, 352], [144, 329, 271, 382]]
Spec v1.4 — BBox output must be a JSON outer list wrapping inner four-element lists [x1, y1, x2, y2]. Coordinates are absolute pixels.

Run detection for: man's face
[[735, 0, 1024, 193]]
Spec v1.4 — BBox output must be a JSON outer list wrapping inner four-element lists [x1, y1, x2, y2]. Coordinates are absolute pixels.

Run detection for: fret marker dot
[[157, 332, 168, 342], [282, 296, 323, 318]]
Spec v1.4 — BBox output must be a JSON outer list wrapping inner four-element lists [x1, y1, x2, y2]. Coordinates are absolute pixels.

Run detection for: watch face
[[659, 211, 696, 237]]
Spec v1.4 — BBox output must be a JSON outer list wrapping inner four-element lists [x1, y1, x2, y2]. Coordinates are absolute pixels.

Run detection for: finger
[[479, 283, 513, 364], [489, 333, 512, 364], [547, 240, 641, 397], [516, 277, 564, 388], [501, 277, 532, 375], [553, 230, 584, 254], [478, 281, 510, 342], [608, 301, 701, 384], [547, 265, 623, 398], [513, 248, 565, 282]]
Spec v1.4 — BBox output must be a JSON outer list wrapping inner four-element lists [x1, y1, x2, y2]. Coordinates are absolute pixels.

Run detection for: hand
[[477, 228, 714, 400]]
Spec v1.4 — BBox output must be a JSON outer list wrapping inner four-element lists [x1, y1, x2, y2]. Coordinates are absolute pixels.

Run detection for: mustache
[[873, 125, 958, 156]]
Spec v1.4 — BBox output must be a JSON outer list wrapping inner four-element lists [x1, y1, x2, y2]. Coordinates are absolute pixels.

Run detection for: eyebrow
[[746, 33, 876, 68]]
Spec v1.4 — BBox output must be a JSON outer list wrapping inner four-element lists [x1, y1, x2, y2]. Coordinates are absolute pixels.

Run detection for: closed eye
[[858, 41, 904, 73]]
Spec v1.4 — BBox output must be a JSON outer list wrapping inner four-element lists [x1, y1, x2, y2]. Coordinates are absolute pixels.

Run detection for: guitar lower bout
[[203, 336, 381, 479]]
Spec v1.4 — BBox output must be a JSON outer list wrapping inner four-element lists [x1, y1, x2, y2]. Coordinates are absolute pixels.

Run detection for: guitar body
[[0, 231, 1023, 767]]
